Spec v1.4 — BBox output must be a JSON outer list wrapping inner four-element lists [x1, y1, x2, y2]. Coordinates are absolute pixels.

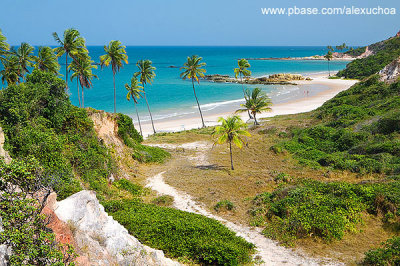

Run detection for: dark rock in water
[[203, 73, 305, 85], [168, 65, 179, 68]]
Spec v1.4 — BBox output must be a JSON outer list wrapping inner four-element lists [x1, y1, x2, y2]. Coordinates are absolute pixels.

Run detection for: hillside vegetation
[[338, 36, 400, 79]]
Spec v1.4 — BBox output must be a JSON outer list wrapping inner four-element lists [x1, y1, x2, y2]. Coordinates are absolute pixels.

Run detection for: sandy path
[[146, 142, 341, 266]]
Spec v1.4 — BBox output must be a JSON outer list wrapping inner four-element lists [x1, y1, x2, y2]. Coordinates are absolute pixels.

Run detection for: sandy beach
[[141, 74, 358, 137]]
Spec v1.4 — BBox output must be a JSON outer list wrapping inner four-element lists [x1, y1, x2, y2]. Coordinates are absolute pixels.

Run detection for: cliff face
[[379, 56, 400, 84], [51, 190, 180, 266]]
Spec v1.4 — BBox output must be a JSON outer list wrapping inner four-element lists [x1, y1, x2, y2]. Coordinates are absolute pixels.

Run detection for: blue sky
[[1, 0, 399, 46]]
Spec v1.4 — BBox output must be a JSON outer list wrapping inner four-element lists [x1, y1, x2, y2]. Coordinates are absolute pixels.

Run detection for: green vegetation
[[0, 70, 116, 199], [0, 159, 76, 265], [345, 46, 366, 57], [180, 55, 207, 128], [363, 237, 400, 265], [338, 36, 400, 79], [152, 195, 174, 206], [116, 113, 170, 163], [214, 200, 235, 212], [213, 116, 251, 170], [251, 179, 400, 245], [104, 199, 254, 265], [272, 76, 400, 175]]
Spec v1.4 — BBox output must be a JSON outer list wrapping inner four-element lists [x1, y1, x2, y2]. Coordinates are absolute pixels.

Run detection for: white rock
[[55, 190, 180, 266]]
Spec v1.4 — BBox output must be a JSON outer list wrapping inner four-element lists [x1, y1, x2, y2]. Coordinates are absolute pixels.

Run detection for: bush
[[113, 178, 143, 196], [251, 179, 400, 245], [214, 200, 235, 212], [0, 70, 116, 199], [104, 199, 254, 265], [363, 237, 400, 265], [115, 113, 170, 163], [152, 195, 174, 206]]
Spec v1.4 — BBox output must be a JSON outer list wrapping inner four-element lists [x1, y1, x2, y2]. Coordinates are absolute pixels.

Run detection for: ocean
[[60, 46, 348, 121]]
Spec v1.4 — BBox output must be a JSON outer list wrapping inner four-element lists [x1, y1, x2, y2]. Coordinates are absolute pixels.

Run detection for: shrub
[[0, 70, 116, 199], [363, 237, 400, 265], [214, 200, 235, 212], [152, 195, 174, 206], [113, 178, 143, 196], [104, 200, 254, 265], [251, 180, 400, 245]]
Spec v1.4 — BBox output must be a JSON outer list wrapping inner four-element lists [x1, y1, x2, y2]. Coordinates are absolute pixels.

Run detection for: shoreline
[[140, 73, 358, 137]]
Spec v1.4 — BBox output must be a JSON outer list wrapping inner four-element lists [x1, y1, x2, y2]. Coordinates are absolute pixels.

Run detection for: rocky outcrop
[[379, 56, 400, 84], [0, 127, 11, 164], [53, 190, 180, 266], [204, 73, 309, 85]]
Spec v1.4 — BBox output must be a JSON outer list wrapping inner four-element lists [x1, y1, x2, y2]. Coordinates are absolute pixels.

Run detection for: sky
[[0, 0, 399, 46]]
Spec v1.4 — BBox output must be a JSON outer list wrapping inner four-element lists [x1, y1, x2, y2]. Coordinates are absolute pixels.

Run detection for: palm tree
[[100, 40, 128, 113], [13, 42, 35, 80], [325, 51, 333, 77], [236, 88, 272, 125], [234, 59, 252, 119], [134, 59, 156, 134], [69, 55, 98, 108], [0, 29, 10, 57], [0, 55, 22, 85], [180, 55, 206, 128], [125, 76, 144, 136], [213, 116, 251, 170], [33, 46, 60, 75], [53, 28, 87, 90]]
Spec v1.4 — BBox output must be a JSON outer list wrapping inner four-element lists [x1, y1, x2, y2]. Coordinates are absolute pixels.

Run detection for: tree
[[213, 116, 250, 170], [33, 46, 60, 75], [180, 55, 207, 128], [325, 50, 333, 76], [13, 42, 35, 80], [236, 88, 272, 125], [234, 59, 252, 119], [336, 43, 348, 51], [125, 76, 144, 136], [70, 54, 98, 108], [134, 59, 157, 134], [100, 40, 128, 113], [0, 55, 22, 85], [53, 28, 87, 90]]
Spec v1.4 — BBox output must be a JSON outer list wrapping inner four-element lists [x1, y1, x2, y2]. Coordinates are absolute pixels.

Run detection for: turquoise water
[[60, 46, 348, 121]]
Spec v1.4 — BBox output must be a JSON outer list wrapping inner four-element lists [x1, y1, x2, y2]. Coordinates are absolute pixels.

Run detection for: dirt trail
[[146, 142, 340, 266]]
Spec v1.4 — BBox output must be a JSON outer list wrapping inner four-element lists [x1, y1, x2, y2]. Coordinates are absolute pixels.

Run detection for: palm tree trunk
[[143, 85, 156, 134], [328, 60, 331, 77], [113, 73, 116, 113], [65, 53, 68, 90], [134, 101, 143, 137], [254, 113, 259, 125], [229, 141, 234, 170], [77, 78, 81, 108], [240, 73, 252, 119], [81, 85, 84, 108], [192, 78, 205, 128]]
